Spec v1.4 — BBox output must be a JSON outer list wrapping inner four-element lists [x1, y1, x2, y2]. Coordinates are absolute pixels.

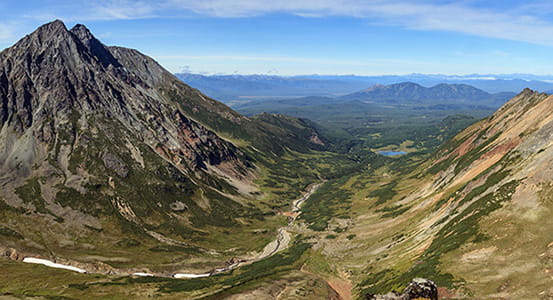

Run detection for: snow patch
[[173, 273, 211, 278], [132, 272, 154, 277], [23, 257, 87, 273]]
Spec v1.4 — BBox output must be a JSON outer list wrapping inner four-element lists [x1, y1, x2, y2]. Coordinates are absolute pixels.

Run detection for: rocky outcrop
[[366, 278, 438, 300], [4, 248, 22, 261]]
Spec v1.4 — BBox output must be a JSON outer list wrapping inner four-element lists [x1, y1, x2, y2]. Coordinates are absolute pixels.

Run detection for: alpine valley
[[1, 20, 553, 300]]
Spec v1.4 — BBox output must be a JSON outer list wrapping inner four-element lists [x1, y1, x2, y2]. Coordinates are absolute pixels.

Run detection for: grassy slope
[[304, 91, 553, 299], [0, 239, 337, 300]]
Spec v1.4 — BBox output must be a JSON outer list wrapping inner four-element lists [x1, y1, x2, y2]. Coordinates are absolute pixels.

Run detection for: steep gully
[[23, 182, 324, 279]]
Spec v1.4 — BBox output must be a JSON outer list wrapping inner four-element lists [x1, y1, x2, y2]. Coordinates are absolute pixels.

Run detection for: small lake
[[377, 151, 407, 156]]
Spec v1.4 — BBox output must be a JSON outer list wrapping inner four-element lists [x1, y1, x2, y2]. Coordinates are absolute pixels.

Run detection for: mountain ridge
[[341, 82, 515, 106], [176, 72, 553, 102], [0, 19, 250, 179]]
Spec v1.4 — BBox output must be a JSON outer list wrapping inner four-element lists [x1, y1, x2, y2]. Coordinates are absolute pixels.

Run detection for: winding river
[[22, 182, 324, 279]]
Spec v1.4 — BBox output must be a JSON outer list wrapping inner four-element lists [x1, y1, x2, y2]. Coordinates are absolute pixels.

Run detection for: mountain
[[307, 73, 553, 93], [176, 73, 553, 103], [342, 82, 516, 106], [175, 73, 372, 101], [0, 20, 326, 276], [310, 88, 553, 298], [233, 83, 508, 155]]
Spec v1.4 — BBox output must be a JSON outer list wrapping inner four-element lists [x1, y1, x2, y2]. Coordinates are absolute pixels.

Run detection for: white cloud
[[153, 54, 451, 70], [22, 1, 159, 22], [162, 0, 553, 46], [87, 0, 158, 20], [166, 0, 380, 18], [14, 0, 553, 47]]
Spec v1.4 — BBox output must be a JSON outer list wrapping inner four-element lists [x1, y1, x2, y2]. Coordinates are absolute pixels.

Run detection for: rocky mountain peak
[[13, 19, 74, 52], [0, 20, 102, 132], [69, 23, 92, 39], [33, 19, 67, 36], [519, 87, 537, 96], [0, 19, 253, 179], [70, 23, 122, 68]]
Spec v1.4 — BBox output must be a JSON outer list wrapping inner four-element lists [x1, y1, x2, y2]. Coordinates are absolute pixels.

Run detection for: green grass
[[236, 97, 487, 155], [377, 205, 411, 219], [300, 176, 354, 231], [125, 240, 312, 295], [0, 225, 24, 239], [368, 180, 398, 207], [360, 179, 520, 295], [0, 239, 312, 299], [15, 177, 44, 211]]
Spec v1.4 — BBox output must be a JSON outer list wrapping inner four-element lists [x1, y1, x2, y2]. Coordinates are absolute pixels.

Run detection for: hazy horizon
[[3, 1, 553, 75], [176, 72, 553, 79]]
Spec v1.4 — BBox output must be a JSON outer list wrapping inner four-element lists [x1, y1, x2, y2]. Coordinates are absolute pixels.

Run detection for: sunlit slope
[[314, 89, 553, 299]]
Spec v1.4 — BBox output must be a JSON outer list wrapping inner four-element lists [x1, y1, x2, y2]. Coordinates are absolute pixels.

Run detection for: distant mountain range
[[235, 82, 516, 117], [342, 82, 516, 106], [233, 82, 511, 155], [176, 73, 553, 103], [175, 73, 372, 101]]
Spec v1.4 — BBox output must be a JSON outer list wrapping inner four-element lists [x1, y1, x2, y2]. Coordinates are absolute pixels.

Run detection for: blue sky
[[2, 0, 553, 75]]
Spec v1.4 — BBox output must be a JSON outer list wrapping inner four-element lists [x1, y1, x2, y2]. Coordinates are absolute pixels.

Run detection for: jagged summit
[[11, 19, 76, 55], [69, 23, 93, 38], [33, 19, 67, 35], [2, 19, 255, 175], [70, 23, 122, 68], [518, 87, 538, 97]]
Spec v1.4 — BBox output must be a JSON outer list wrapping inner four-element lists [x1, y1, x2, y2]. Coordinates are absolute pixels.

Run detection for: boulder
[[404, 278, 438, 300], [366, 278, 438, 300], [4, 248, 21, 261]]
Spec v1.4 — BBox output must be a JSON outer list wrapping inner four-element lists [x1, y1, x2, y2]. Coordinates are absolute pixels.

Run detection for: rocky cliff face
[[0, 20, 249, 180]]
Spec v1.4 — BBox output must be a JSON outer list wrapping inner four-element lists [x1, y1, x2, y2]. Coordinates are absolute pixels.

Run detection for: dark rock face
[[404, 278, 438, 300], [366, 278, 438, 300], [0, 19, 249, 177], [70, 24, 122, 68]]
